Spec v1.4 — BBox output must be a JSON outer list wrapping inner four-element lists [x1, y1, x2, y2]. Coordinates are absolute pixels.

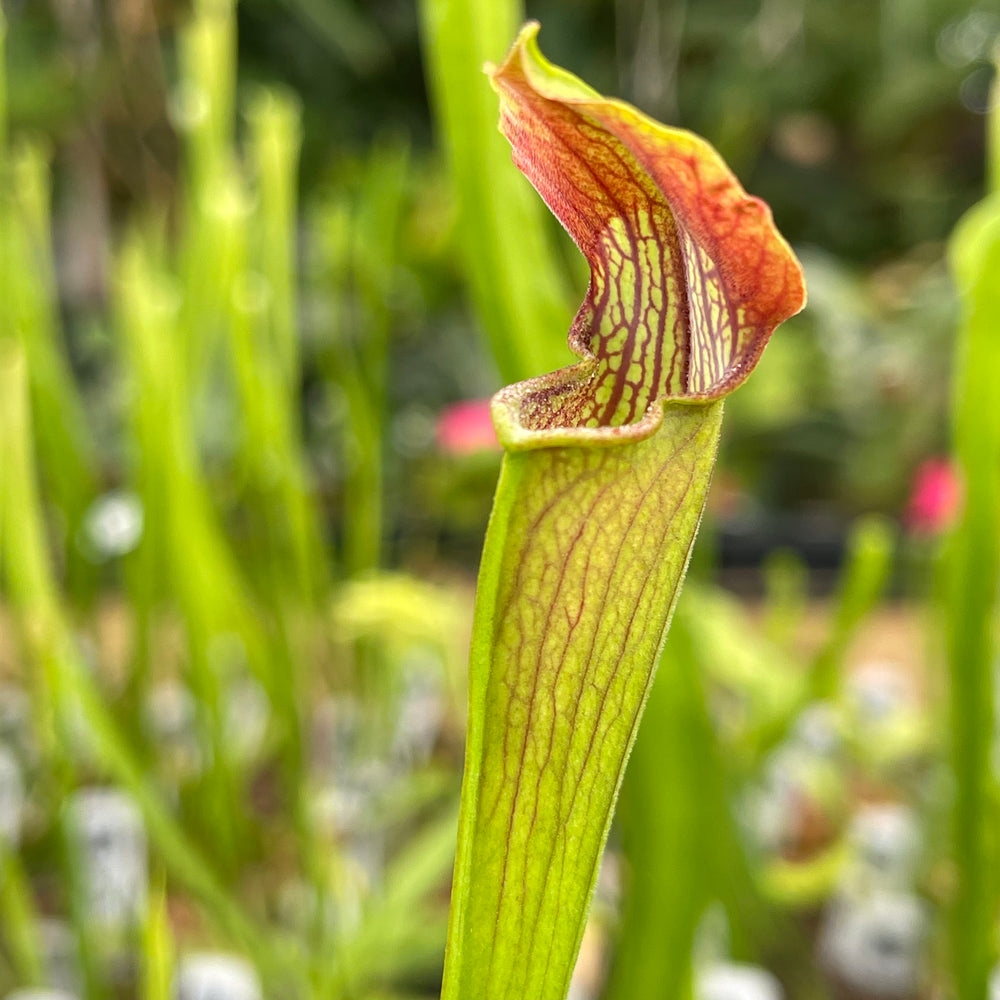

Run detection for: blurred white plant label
[[0, 746, 25, 847], [697, 963, 785, 1000], [66, 787, 148, 928], [174, 953, 263, 1000]]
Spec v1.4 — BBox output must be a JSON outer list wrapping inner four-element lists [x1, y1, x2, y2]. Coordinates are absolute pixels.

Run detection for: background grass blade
[[944, 132, 1000, 1000], [417, 0, 575, 384], [0, 339, 312, 999], [604, 616, 717, 1000]]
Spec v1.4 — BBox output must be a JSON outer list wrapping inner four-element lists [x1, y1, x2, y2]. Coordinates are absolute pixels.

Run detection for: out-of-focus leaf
[[944, 176, 1000, 1000], [272, 0, 390, 76], [418, 0, 575, 384]]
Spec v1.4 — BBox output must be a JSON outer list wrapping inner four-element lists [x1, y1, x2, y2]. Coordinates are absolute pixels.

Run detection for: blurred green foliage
[[943, 98, 1000, 999], [0, 0, 998, 998], [1, 0, 994, 525]]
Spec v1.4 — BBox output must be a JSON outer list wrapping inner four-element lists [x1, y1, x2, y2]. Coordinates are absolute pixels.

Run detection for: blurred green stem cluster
[[0, 2, 460, 997]]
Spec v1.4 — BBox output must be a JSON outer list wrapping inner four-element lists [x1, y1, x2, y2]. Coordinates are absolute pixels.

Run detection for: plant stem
[[945, 180, 1000, 1000]]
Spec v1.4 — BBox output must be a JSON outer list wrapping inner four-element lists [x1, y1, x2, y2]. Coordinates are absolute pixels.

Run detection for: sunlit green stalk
[[178, 0, 236, 196], [248, 88, 302, 391], [0, 121, 98, 602], [945, 110, 1000, 999], [0, 845, 44, 988], [417, 0, 574, 384], [141, 876, 174, 1000], [0, 343, 65, 759], [176, 0, 239, 385]]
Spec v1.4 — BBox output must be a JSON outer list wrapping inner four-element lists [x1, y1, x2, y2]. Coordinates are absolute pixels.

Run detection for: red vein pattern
[[455, 405, 723, 1000], [489, 24, 804, 432]]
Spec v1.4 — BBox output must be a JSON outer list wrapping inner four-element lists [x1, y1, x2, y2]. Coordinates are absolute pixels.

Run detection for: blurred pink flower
[[906, 457, 961, 536], [436, 399, 500, 455]]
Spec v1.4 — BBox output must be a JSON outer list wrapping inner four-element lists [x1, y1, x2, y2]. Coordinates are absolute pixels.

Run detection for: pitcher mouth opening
[[490, 361, 700, 453]]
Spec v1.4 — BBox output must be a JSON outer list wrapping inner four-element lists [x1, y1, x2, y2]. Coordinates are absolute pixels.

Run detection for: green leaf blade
[[944, 189, 1000, 1000]]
